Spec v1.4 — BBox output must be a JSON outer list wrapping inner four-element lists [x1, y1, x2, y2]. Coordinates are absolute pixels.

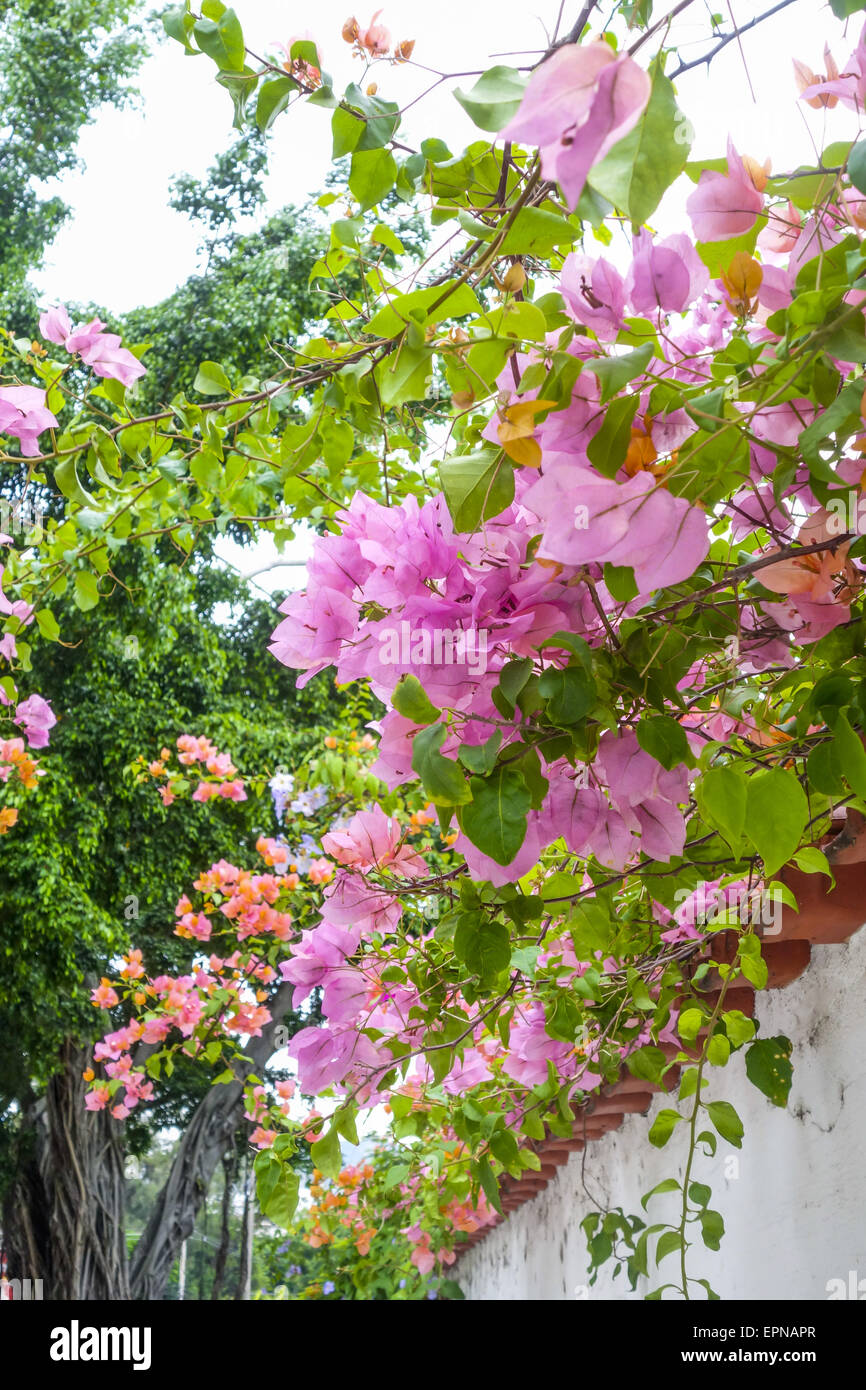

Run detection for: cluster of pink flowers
[[0, 386, 57, 458], [39, 306, 145, 388], [144, 734, 246, 806]]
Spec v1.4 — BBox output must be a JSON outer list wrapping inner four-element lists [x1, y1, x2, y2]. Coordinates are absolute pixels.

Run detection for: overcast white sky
[[31, 1, 860, 588], [36, 0, 853, 312]]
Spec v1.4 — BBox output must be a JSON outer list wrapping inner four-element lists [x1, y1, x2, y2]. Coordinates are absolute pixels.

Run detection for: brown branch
[[667, 0, 802, 78]]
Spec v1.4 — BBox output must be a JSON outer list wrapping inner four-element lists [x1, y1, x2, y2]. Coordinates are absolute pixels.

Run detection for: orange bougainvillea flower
[[740, 154, 771, 192], [761, 509, 858, 602], [621, 415, 673, 481], [0, 805, 19, 832], [720, 251, 763, 316], [794, 46, 840, 108], [496, 398, 557, 468]]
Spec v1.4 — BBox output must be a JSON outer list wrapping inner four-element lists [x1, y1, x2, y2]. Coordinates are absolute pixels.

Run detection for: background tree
[[0, 0, 150, 326], [0, 547, 337, 1298]]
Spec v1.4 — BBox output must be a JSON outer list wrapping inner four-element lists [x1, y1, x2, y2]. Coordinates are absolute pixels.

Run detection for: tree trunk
[[2, 1040, 129, 1300], [210, 1145, 236, 1300], [235, 1152, 253, 1302], [128, 981, 294, 1301]]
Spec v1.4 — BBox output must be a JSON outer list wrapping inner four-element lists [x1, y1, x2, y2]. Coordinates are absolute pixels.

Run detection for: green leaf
[[376, 345, 433, 407], [738, 938, 768, 990], [603, 562, 639, 602], [73, 572, 100, 612], [699, 1208, 725, 1251], [626, 1045, 667, 1084], [655, 1229, 683, 1264], [587, 395, 641, 477], [383, 1163, 410, 1189], [744, 767, 808, 877], [799, 379, 863, 470], [372, 222, 405, 255], [706, 1033, 730, 1067], [349, 148, 397, 210], [641, 1177, 681, 1209], [590, 68, 691, 224], [704, 1099, 744, 1148], [254, 1151, 300, 1230], [678, 1008, 704, 1043], [35, 609, 60, 641], [163, 5, 197, 54], [366, 279, 482, 336], [830, 0, 866, 18], [216, 69, 258, 130], [685, 387, 726, 433], [458, 730, 502, 776], [723, 1009, 756, 1047], [499, 208, 579, 256], [391, 674, 441, 725], [194, 361, 231, 395], [461, 765, 531, 865], [745, 1035, 793, 1107], [830, 710, 866, 800], [696, 222, 762, 279], [458, 917, 511, 984], [256, 75, 296, 131], [55, 457, 93, 507], [648, 1109, 682, 1148], [636, 715, 693, 771], [476, 1156, 502, 1214], [791, 846, 834, 883], [537, 665, 595, 725], [193, 8, 245, 72], [695, 764, 747, 854], [806, 739, 845, 796], [440, 448, 514, 530], [411, 724, 471, 806], [453, 66, 526, 132], [688, 1181, 711, 1208], [585, 344, 653, 404], [310, 1125, 342, 1179]]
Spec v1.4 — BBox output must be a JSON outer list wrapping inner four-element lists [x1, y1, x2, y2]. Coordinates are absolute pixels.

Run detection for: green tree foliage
[[0, 547, 338, 1150], [0, 0, 150, 323]]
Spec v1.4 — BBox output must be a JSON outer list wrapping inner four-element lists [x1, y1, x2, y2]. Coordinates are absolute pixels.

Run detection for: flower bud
[[366, 81, 378, 95], [502, 262, 527, 293]]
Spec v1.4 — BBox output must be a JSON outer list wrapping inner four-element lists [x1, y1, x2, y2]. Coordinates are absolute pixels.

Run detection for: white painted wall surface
[[458, 929, 866, 1301]]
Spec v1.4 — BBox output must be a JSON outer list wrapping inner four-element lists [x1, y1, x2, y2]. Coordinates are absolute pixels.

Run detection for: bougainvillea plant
[[5, 0, 866, 1299]]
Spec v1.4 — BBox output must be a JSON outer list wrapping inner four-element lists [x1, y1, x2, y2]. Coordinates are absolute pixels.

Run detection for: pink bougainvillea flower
[[560, 252, 627, 340], [78, 332, 146, 387], [14, 693, 56, 748], [353, 9, 391, 55], [91, 978, 120, 1009], [686, 139, 765, 242], [759, 200, 802, 254], [625, 230, 708, 316], [797, 25, 866, 111], [523, 460, 710, 594], [0, 385, 58, 457], [39, 307, 146, 386], [38, 305, 72, 343], [500, 40, 651, 210], [322, 805, 427, 877]]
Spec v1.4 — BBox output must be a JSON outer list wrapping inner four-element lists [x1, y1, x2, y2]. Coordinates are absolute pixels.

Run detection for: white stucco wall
[[458, 928, 866, 1301]]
